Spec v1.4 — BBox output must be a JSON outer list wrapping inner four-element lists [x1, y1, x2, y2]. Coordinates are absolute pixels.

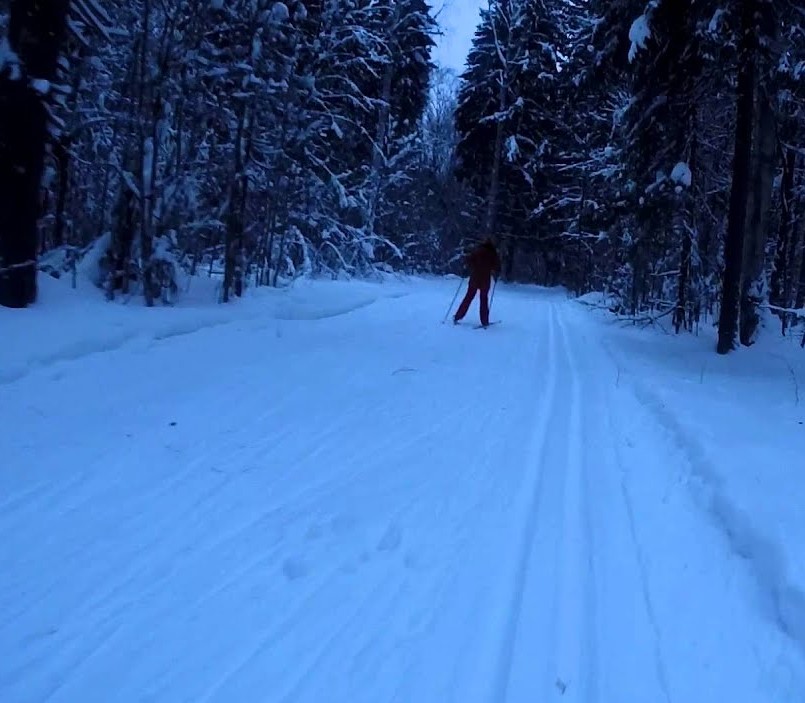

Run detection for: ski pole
[[442, 277, 464, 323], [489, 277, 498, 316]]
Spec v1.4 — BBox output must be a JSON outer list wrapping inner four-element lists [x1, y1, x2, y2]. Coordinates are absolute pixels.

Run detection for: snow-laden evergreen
[[2, 0, 805, 348]]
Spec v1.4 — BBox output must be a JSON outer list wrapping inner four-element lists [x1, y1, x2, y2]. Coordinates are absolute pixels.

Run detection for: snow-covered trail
[[1, 281, 802, 702]]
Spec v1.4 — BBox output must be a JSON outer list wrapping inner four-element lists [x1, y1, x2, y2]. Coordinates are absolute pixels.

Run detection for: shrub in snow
[[70, 231, 187, 305], [144, 231, 182, 305], [81, 232, 115, 288]]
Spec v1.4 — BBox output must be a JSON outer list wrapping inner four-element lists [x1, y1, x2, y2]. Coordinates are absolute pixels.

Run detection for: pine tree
[[455, 0, 566, 280], [770, 7, 805, 323], [390, 0, 436, 138], [557, 0, 638, 297], [361, 0, 436, 265], [624, 0, 705, 327]]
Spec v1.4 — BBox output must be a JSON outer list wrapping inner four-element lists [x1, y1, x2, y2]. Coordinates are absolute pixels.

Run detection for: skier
[[453, 238, 501, 327]]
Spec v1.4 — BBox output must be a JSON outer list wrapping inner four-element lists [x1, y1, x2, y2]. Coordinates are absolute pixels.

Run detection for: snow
[[505, 135, 519, 162], [628, 15, 651, 63], [708, 8, 727, 34], [251, 35, 262, 62], [575, 290, 615, 308], [0, 275, 410, 383], [671, 161, 693, 187], [271, 1, 290, 22], [0, 36, 21, 81], [2, 277, 805, 701], [582, 299, 805, 671], [30, 78, 51, 96]]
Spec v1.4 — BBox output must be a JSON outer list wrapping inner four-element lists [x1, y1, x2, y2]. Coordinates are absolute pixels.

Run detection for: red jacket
[[466, 242, 501, 290]]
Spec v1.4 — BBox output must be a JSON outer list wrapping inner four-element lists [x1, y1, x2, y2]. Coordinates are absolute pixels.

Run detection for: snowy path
[[1, 280, 803, 702]]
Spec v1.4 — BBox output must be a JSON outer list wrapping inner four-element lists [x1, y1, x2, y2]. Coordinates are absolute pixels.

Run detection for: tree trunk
[[272, 228, 288, 288], [483, 5, 514, 241], [223, 105, 248, 302], [140, 136, 155, 307], [0, 0, 70, 308], [108, 182, 138, 300], [366, 46, 395, 239], [717, 0, 756, 355], [50, 42, 85, 252], [674, 126, 696, 334], [674, 220, 692, 333], [484, 67, 508, 239], [53, 137, 71, 249], [739, 84, 777, 345], [770, 148, 797, 308], [503, 236, 516, 281], [138, 0, 155, 307], [234, 169, 249, 298], [796, 214, 805, 309]]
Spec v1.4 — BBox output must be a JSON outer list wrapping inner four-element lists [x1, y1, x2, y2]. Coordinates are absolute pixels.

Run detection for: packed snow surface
[[1, 276, 804, 702]]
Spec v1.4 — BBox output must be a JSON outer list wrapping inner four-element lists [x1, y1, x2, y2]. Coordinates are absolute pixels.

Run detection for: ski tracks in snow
[[550, 310, 596, 702], [3, 282, 797, 702], [487, 304, 595, 703], [488, 302, 681, 703]]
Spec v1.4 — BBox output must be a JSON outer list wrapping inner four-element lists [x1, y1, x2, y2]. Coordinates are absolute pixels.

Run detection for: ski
[[449, 320, 501, 328]]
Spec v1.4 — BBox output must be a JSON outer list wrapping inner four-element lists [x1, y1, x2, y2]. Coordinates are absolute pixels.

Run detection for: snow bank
[[581, 303, 805, 653], [0, 274, 411, 385], [575, 291, 615, 308]]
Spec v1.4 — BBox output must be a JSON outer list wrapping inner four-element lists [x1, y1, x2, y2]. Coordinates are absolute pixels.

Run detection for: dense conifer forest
[[2, 0, 804, 351]]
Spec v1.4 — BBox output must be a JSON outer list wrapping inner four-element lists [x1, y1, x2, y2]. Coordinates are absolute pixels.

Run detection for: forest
[[1, 0, 804, 354]]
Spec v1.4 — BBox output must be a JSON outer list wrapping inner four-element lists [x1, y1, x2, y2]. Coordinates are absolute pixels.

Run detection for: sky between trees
[[433, 0, 483, 71]]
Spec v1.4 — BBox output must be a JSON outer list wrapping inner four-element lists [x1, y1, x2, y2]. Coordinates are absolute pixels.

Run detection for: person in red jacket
[[453, 239, 501, 327]]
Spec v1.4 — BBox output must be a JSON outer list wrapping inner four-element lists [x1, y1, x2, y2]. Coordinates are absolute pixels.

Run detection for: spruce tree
[[455, 0, 566, 280]]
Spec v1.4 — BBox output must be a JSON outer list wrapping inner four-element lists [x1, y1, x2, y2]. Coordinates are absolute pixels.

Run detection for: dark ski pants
[[454, 284, 490, 326]]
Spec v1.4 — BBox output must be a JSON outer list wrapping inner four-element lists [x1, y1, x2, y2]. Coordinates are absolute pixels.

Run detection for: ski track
[[2, 282, 801, 702], [489, 305, 594, 702], [568, 310, 672, 703], [604, 382, 673, 703], [550, 307, 593, 702], [488, 302, 557, 701]]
